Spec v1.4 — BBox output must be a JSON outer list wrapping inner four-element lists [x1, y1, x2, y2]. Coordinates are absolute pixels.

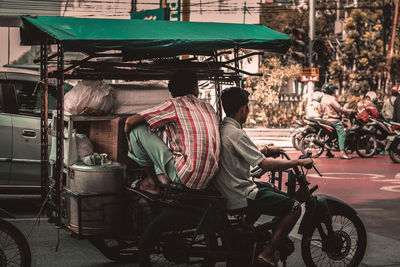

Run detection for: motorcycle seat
[[317, 119, 334, 127], [305, 118, 319, 123]]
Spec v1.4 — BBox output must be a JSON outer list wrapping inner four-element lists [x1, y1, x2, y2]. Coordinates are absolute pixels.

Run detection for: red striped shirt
[[140, 95, 220, 189]]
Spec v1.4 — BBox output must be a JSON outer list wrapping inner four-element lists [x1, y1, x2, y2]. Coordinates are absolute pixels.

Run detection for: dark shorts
[[247, 182, 295, 218]]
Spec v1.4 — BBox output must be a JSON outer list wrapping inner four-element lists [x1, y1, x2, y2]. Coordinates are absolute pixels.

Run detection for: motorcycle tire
[[139, 209, 219, 267], [301, 208, 367, 267], [389, 139, 400, 163], [292, 132, 303, 151], [301, 133, 324, 158], [0, 219, 31, 267], [89, 238, 139, 263], [355, 133, 377, 158]]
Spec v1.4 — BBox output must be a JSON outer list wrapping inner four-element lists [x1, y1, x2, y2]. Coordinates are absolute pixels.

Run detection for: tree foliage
[[244, 57, 300, 125], [329, 1, 389, 95]]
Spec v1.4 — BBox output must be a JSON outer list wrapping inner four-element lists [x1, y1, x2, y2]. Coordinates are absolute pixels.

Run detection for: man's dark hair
[[221, 87, 250, 116], [168, 69, 198, 97]]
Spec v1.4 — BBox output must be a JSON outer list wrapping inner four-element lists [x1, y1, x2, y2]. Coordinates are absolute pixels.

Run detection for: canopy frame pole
[[34, 52, 60, 64], [40, 38, 49, 205], [213, 51, 223, 121], [204, 51, 232, 61], [234, 47, 240, 81], [223, 51, 264, 64], [62, 54, 94, 73], [223, 65, 262, 77], [55, 42, 65, 227]]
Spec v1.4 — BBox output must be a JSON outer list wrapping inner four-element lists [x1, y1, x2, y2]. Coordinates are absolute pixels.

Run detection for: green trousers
[[127, 124, 180, 183], [333, 120, 346, 151]]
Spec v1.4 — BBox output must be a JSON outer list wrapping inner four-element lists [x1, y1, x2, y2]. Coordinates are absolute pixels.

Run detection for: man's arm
[[260, 145, 282, 157], [259, 157, 312, 172], [124, 114, 146, 135], [331, 99, 354, 115]]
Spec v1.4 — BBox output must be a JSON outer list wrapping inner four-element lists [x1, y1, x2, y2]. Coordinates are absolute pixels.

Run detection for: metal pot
[[66, 162, 126, 236]]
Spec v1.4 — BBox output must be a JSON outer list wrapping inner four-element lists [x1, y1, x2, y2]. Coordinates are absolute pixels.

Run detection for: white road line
[[380, 185, 400, 192]]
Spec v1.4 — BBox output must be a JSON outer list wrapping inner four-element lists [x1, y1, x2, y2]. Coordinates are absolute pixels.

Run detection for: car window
[[11, 80, 58, 116], [0, 84, 3, 112]]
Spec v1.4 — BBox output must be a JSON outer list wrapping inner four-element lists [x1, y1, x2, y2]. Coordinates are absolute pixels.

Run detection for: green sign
[[131, 8, 169, 20], [160, 0, 181, 21]]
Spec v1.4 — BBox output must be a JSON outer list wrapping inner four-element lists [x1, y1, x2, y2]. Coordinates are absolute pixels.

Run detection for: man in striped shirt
[[124, 70, 220, 194]]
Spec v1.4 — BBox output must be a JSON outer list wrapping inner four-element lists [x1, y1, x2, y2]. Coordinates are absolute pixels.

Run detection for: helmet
[[311, 91, 324, 102], [322, 83, 338, 95], [392, 85, 399, 96], [365, 91, 377, 103]]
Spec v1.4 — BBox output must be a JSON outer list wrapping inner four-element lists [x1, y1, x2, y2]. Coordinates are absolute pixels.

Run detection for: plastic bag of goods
[[64, 80, 114, 115]]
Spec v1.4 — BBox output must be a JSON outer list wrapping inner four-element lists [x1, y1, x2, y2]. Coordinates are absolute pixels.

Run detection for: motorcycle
[[134, 152, 367, 267], [301, 116, 377, 158], [291, 118, 320, 151], [385, 121, 400, 163], [367, 117, 393, 154], [290, 119, 306, 150], [0, 208, 31, 267]]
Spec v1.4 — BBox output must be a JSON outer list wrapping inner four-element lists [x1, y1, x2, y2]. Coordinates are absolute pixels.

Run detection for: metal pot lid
[[70, 162, 126, 171]]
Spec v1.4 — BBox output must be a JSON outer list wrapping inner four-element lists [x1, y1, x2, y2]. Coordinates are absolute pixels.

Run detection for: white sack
[[64, 80, 114, 115]]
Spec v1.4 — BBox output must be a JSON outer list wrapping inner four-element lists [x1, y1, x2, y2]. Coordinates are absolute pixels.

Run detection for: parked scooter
[[301, 115, 377, 158], [0, 208, 31, 266], [385, 121, 400, 163]]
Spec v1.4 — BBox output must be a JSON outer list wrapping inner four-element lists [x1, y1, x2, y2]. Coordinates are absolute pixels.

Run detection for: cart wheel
[[0, 219, 31, 267], [89, 238, 139, 263]]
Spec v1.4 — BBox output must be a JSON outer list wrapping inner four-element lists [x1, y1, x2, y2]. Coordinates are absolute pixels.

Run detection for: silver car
[[0, 67, 68, 193]]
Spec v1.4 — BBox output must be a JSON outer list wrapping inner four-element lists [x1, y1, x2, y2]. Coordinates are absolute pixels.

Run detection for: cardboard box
[[89, 117, 139, 168]]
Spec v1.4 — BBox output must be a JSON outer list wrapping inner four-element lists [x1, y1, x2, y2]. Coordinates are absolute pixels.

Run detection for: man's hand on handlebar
[[299, 158, 313, 169]]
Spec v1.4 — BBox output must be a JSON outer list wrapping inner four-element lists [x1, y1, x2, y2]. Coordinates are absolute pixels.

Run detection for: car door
[[0, 83, 12, 185], [9, 80, 42, 186]]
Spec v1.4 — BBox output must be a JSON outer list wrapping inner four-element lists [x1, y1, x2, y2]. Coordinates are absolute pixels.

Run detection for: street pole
[[383, 0, 386, 57], [7, 27, 10, 65], [308, 0, 315, 95], [182, 0, 190, 22], [390, 0, 399, 58], [243, 2, 246, 24]]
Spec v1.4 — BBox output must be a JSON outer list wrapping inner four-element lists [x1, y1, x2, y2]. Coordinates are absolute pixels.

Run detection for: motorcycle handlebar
[[250, 150, 322, 179]]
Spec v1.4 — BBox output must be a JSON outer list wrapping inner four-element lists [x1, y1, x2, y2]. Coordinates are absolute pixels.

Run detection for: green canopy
[[20, 16, 291, 56]]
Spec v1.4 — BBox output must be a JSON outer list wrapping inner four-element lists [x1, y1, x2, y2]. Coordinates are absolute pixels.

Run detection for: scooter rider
[[382, 86, 398, 122], [214, 87, 313, 267], [356, 91, 379, 122], [319, 83, 355, 159]]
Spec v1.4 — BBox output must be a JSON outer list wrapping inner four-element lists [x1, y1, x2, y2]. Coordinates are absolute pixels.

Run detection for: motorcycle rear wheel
[[355, 133, 377, 158], [301, 209, 367, 267], [301, 133, 324, 158], [389, 139, 400, 163], [139, 210, 219, 267], [0, 219, 31, 267]]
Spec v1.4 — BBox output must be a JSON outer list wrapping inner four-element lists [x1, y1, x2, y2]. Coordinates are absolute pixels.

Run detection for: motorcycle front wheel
[[139, 210, 218, 267], [301, 209, 367, 267], [301, 133, 324, 158], [355, 133, 377, 158], [389, 139, 400, 163], [292, 132, 303, 151], [0, 219, 31, 267]]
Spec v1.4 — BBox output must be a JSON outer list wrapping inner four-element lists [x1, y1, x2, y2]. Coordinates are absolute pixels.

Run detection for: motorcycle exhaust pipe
[[311, 138, 324, 147]]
